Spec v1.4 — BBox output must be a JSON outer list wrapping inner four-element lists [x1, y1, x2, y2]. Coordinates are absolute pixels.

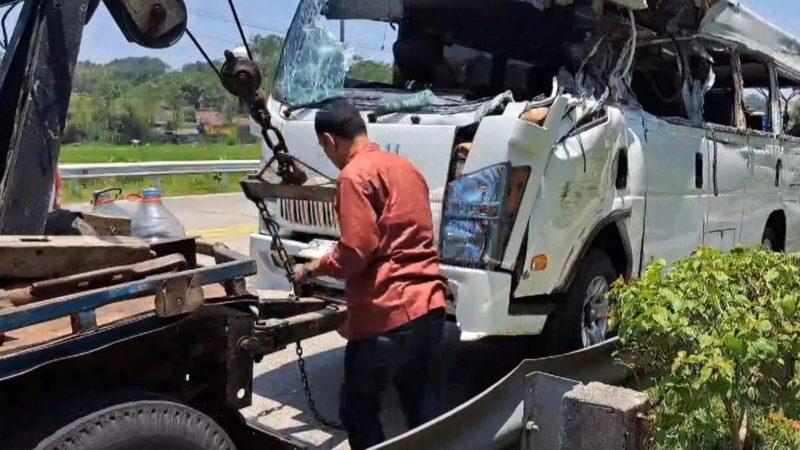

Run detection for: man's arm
[[313, 176, 379, 280]]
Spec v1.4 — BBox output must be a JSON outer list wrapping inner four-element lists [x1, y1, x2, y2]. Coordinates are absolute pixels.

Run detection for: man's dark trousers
[[340, 308, 446, 450]]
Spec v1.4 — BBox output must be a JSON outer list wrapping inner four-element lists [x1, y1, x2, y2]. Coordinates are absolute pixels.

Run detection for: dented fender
[[513, 103, 630, 298]]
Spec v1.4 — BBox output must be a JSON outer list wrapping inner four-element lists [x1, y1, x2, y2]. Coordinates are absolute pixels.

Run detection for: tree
[[250, 34, 285, 91], [97, 81, 126, 135], [65, 93, 102, 143], [106, 57, 170, 82], [113, 94, 154, 141], [74, 62, 112, 93], [251, 34, 284, 66], [348, 57, 393, 84], [181, 84, 205, 109], [64, 32, 394, 144], [182, 61, 210, 72]]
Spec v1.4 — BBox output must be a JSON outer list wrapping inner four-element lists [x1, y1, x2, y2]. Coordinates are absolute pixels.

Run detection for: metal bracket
[[154, 275, 205, 317], [521, 372, 582, 450]]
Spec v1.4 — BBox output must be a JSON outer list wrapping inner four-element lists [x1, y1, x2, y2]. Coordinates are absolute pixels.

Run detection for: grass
[[59, 143, 262, 163], [63, 172, 251, 204], [59, 143, 261, 203]]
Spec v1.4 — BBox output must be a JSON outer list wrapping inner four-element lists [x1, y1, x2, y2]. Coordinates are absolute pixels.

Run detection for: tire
[[542, 249, 617, 355], [33, 400, 236, 450], [762, 226, 780, 252]]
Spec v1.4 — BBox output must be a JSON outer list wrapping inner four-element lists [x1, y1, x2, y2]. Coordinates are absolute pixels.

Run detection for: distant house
[[196, 110, 229, 135], [234, 116, 251, 128], [151, 106, 203, 143], [151, 107, 173, 135]]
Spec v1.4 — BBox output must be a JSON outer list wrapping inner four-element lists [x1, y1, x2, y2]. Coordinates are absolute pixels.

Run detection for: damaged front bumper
[[249, 233, 548, 341]]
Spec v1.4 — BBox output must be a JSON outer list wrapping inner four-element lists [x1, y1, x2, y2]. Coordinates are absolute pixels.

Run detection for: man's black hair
[[314, 99, 367, 140]]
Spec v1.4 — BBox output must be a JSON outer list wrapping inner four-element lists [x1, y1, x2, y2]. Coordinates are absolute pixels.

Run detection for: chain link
[[296, 341, 344, 430], [253, 196, 343, 430], [251, 150, 343, 431], [252, 198, 296, 291], [203, 10, 342, 431]]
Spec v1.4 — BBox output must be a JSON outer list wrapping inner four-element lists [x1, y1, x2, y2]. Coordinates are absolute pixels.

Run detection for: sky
[[4, 0, 798, 69]]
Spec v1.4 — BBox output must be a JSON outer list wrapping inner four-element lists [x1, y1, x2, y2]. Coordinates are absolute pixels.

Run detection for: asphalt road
[[68, 193, 535, 449]]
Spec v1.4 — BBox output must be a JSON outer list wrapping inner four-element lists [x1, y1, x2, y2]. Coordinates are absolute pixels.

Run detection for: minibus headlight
[[440, 163, 530, 269]]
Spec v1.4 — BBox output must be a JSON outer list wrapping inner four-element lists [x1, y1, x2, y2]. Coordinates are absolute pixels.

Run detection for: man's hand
[[293, 259, 321, 285]]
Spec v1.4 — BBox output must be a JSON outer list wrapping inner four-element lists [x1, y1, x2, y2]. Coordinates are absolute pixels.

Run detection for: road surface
[[68, 193, 534, 449]]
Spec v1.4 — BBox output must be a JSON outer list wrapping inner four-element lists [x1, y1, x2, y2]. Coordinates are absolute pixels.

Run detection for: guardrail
[[376, 338, 630, 450], [60, 160, 261, 180]]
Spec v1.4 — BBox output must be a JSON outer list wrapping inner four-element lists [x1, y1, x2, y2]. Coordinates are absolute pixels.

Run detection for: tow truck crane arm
[[0, 0, 187, 235]]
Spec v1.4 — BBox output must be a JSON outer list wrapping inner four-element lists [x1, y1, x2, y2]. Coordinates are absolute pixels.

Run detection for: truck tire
[[33, 400, 236, 450], [542, 249, 617, 355]]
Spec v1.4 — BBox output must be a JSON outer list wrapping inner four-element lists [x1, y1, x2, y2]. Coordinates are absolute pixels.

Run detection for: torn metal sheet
[[700, 1, 800, 78], [606, 0, 648, 9], [374, 90, 515, 121], [527, 0, 648, 9]]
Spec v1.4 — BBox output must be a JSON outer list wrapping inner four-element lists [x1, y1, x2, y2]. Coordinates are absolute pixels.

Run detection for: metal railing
[[60, 160, 261, 180]]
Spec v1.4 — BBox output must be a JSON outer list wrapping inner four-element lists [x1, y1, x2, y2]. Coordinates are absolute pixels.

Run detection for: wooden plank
[[0, 236, 153, 280]]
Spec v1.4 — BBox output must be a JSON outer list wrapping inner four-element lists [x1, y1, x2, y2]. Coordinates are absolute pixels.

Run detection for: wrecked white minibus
[[249, 0, 800, 352]]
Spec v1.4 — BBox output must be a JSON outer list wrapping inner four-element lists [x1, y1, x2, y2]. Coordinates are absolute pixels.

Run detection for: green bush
[[610, 246, 800, 450]]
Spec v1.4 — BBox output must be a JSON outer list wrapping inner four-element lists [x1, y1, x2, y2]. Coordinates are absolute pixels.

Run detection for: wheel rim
[[762, 237, 774, 251], [582, 276, 610, 348]]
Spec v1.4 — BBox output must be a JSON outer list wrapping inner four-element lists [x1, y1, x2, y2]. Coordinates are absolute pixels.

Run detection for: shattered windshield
[[273, 0, 566, 109], [274, 0, 397, 107]]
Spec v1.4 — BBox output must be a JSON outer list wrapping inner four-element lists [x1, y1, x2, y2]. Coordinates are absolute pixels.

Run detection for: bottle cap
[[142, 188, 162, 202]]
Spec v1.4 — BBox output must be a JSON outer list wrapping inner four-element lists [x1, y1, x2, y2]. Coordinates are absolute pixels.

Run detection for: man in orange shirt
[[294, 99, 447, 449]]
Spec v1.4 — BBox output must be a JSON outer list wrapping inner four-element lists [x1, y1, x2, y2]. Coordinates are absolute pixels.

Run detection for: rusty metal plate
[[240, 178, 337, 203], [154, 275, 205, 317]]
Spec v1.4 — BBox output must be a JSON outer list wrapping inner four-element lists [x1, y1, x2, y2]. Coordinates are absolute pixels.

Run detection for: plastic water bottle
[[130, 188, 186, 241], [91, 188, 130, 218]]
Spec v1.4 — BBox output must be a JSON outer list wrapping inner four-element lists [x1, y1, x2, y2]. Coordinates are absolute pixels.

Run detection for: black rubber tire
[[762, 226, 780, 252], [33, 400, 236, 450], [542, 249, 617, 355]]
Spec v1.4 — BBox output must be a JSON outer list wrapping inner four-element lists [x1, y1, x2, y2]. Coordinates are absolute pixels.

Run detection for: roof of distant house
[[196, 110, 228, 127]]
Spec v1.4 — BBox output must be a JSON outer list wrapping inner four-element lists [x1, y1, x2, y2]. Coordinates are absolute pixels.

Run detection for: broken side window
[[702, 51, 737, 128], [740, 55, 774, 133], [777, 73, 800, 138], [630, 42, 687, 119]]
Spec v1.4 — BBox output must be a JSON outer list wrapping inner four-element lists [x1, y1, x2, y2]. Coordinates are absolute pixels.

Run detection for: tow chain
[[243, 96, 343, 432], [296, 343, 345, 430], [251, 187, 343, 431], [190, 1, 342, 428], [248, 145, 343, 431], [250, 194, 295, 289]]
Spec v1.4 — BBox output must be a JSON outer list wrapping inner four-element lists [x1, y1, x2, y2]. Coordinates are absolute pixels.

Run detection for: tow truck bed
[[0, 237, 347, 450]]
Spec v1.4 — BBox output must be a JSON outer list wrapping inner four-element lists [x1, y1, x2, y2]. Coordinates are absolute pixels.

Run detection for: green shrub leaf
[[610, 245, 800, 449]]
